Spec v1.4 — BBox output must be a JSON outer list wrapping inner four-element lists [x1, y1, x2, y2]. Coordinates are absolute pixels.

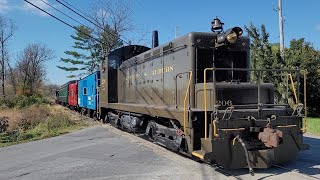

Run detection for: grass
[[0, 104, 95, 148], [306, 118, 320, 135]]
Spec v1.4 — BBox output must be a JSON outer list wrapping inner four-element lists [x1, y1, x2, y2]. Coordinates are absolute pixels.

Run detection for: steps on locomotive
[[191, 150, 205, 160], [192, 138, 212, 161]]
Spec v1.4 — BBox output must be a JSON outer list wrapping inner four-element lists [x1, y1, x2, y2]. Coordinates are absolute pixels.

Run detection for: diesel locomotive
[[56, 18, 308, 175]]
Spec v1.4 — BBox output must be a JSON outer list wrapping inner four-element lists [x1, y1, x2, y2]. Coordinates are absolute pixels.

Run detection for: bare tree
[[15, 44, 54, 95], [87, 0, 134, 68], [0, 15, 15, 100]]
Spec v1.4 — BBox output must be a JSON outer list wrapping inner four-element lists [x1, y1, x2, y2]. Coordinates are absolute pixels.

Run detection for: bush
[[47, 113, 74, 131], [0, 94, 49, 109], [0, 117, 9, 133], [14, 94, 49, 108], [18, 105, 50, 131], [0, 99, 15, 109]]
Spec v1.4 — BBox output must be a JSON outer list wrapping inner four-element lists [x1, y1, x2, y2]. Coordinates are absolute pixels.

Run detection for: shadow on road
[[227, 136, 320, 179]]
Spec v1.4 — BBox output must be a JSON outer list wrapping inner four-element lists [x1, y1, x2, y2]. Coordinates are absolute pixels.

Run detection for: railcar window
[[83, 88, 87, 95], [196, 49, 248, 83]]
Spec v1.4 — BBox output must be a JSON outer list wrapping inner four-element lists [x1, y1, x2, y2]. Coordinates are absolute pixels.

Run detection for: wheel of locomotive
[[92, 111, 97, 120], [146, 121, 156, 141], [86, 109, 92, 118], [103, 114, 110, 124]]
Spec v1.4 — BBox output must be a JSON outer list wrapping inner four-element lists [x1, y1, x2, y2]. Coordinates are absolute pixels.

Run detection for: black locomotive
[[58, 17, 308, 175]]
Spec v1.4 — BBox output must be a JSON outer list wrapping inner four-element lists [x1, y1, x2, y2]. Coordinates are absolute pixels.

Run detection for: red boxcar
[[68, 81, 78, 109]]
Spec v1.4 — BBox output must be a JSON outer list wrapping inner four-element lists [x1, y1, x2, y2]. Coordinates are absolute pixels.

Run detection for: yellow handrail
[[183, 71, 192, 136], [212, 120, 219, 137], [204, 68, 214, 140], [302, 70, 307, 133], [288, 74, 298, 104]]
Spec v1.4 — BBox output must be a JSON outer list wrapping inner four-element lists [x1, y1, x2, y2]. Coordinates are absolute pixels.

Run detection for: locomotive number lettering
[[216, 100, 232, 106]]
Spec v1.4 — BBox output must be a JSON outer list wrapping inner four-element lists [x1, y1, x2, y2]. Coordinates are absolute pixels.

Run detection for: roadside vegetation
[[306, 118, 320, 135], [0, 103, 96, 148]]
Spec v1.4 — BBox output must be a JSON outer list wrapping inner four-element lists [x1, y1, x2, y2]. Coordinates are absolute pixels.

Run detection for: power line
[[24, 0, 102, 44], [39, 0, 87, 28], [55, 0, 104, 31], [55, 0, 130, 44], [60, 0, 93, 22]]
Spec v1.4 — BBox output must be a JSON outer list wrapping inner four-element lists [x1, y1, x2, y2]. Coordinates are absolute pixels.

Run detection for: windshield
[[196, 48, 248, 83]]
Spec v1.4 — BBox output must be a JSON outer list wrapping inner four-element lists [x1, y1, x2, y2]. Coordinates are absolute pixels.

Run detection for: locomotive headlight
[[215, 26, 243, 47], [226, 31, 237, 43]]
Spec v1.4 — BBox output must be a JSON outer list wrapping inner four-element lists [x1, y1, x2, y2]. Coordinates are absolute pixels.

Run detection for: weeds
[[0, 94, 49, 109], [0, 104, 93, 148]]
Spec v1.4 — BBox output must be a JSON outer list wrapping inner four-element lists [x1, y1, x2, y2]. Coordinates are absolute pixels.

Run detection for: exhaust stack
[[152, 30, 159, 48]]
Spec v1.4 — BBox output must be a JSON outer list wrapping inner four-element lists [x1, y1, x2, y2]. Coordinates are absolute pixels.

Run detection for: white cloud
[[0, 0, 11, 13], [23, 0, 51, 16], [0, 0, 54, 16]]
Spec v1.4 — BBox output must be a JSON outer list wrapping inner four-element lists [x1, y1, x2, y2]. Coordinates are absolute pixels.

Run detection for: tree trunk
[[1, 33, 5, 100]]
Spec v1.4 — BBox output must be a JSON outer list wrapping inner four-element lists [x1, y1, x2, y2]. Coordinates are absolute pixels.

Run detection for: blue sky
[[0, 0, 319, 85]]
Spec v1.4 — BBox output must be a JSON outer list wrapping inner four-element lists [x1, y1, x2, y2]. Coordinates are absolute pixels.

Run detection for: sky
[[0, 0, 319, 85]]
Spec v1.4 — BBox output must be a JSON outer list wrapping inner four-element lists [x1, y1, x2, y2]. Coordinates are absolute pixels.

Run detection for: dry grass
[[0, 104, 98, 147], [0, 109, 23, 131], [0, 105, 50, 130]]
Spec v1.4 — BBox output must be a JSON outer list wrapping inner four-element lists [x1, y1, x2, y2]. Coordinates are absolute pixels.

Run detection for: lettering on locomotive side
[[152, 66, 174, 75], [125, 66, 174, 81]]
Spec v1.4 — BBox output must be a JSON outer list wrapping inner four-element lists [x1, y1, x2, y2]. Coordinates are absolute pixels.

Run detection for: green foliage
[[244, 23, 286, 102], [286, 39, 320, 116], [245, 23, 320, 116], [58, 25, 123, 78], [0, 94, 49, 109], [306, 118, 320, 135], [47, 113, 74, 132], [0, 109, 89, 147], [0, 99, 15, 108], [14, 94, 49, 108]]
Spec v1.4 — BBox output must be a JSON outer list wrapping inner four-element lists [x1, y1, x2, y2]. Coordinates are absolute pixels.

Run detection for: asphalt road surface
[[0, 125, 319, 180]]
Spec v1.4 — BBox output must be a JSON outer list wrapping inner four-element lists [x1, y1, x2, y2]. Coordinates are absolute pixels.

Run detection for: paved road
[[0, 125, 318, 180]]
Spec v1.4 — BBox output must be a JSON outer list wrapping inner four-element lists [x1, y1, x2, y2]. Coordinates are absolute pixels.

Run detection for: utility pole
[[278, 0, 285, 57], [175, 26, 180, 39]]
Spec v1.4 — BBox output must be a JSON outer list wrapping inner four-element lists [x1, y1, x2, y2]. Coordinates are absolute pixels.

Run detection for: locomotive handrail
[[204, 68, 214, 140], [203, 67, 308, 134], [183, 71, 192, 136], [175, 71, 192, 108], [288, 74, 298, 104]]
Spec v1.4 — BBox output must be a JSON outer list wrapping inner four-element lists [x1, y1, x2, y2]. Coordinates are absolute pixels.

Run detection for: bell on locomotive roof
[[211, 17, 224, 32]]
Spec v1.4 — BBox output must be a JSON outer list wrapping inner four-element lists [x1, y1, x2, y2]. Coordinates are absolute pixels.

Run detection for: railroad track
[[76, 110, 319, 179]]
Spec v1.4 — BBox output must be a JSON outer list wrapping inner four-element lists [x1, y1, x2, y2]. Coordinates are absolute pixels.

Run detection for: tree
[[286, 38, 320, 116], [246, 23, 320, 116], [244, 23, 286, 102], [57, 26, 97, 78], [58, 0, 132, 78], [15, 44, 54, 95], [0, 15, 15, 100]]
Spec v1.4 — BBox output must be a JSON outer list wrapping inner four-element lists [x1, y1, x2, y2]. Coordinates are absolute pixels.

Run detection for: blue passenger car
[[78, 71, 100, 116]]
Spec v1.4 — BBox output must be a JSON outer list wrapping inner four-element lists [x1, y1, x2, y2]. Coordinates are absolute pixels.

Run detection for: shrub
[[47, 113, 74, 131], [0, 94, 49, 109], [0, 117, 9, 133], [14, 94, 49, 108], [0, 99, 15, 109], [18, 105, 50, 131]]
